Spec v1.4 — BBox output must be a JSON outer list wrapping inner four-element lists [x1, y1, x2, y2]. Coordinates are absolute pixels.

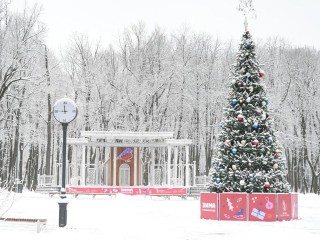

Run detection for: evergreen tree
[[209, 31, 291, 193]]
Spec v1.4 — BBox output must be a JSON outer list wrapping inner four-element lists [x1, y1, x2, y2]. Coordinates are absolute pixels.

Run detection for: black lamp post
[[53, 98, 77, 227]]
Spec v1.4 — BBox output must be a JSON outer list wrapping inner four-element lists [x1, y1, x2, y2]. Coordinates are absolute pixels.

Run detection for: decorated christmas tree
[[209, 30, 291, 193]]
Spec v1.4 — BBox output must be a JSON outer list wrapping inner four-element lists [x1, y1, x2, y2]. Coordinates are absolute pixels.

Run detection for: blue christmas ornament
[[268, 137, 273, 144], [232, 99, 237, 106], [232, 148, 237, 154], [266, 100, 270, 107], [253, 122, 258, 129], [216, 178, 221, 184]]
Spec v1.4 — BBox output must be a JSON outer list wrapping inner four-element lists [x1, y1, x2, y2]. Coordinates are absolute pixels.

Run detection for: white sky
[[10, 0, 320, 54]]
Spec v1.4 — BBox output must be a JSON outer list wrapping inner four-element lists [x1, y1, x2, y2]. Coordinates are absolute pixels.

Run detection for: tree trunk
[[45, 45, 52, 175]]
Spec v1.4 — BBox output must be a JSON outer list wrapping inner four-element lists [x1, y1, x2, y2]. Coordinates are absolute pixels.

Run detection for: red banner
[[219, 193, 248, 221], [149, 187, 187, 195], [291, 193, 299, 220], [111, 187, 142, 195], [249, 193, 276, 221], [66, 187, 111, 194], [66, 186, 186, 196], [277, 194, 292, 221], [66, 187, 143, 195], [200, 193, 218, 220]]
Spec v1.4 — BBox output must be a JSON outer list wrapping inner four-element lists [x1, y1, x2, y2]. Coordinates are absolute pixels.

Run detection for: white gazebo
[[54, 131, 194, 188]]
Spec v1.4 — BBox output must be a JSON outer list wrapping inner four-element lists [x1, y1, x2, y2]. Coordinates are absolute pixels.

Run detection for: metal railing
[[195, 175, 210, 186], [38, 175, 54, 186], [170, 178, 182, 186]]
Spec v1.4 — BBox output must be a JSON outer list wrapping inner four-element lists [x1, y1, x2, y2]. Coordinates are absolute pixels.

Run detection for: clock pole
[[61, 123, 68, 192], [58, 122, 68, 227], [53, 97, 78, 228]]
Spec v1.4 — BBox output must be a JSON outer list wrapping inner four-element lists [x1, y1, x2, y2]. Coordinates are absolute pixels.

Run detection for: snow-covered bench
[[188, 186, 209, 199], [0, 217, 47, 233], [70, 192, 116, 198]]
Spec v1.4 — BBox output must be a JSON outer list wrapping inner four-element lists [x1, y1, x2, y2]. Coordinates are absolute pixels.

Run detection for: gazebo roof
[[80, 131, 174, 139], [67, 131, 192, 147]]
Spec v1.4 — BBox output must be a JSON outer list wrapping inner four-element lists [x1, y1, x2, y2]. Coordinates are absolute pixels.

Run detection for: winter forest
[[0, 2, 319, 194]]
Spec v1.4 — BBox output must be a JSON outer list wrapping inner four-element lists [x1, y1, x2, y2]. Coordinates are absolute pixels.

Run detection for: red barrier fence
[[200, 192, 298, 221]]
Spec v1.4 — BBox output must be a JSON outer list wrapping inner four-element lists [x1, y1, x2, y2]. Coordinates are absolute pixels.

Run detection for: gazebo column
[[193, 161, 196, 186], [179, 150, 183, 185], [134, 147, 138, 186], [151, 148, 155, 186], [81, 145, 86, 185], [113, 147, 117, 186], [173, 147, 178, 182], [95, 147, 100, 185], [101, 147, 110, 185], [73, 146, 78, 185], [185, 145, 190, 186], [167, 145, 172, 186], [140, 158, 143, 185], [53, 155, 57, 185]]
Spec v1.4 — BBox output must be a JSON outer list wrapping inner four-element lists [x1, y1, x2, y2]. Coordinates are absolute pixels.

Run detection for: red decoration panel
[[277, 193, 292, 221], [249, 193, 276, 221], [219, 193, 248, 221], [200, 193, 218, 220]]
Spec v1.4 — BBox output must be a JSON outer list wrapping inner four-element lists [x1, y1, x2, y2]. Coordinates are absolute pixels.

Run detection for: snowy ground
[[1, 190, 320, 240]]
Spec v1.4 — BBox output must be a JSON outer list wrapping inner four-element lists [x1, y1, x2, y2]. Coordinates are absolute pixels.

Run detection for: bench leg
[[37, 220, 40, 233]]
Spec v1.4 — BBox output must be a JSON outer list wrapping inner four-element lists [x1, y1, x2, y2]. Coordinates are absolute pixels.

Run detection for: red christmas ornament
[[275, 149, 281, 155], [264, 182, 270, 188], [237, 114, 244, 122], [252, 139, 259, 146], [259, 70, 265, 77]]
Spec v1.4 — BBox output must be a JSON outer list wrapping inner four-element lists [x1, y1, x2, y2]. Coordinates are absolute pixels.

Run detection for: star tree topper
[[237, 0, 256, 31]]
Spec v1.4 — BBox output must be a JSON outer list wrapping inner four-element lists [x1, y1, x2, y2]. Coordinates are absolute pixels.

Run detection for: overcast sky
[[10, 0, 320, 54]]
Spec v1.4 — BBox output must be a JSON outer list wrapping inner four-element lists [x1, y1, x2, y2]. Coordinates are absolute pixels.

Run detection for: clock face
[[53, 98, 77, 123]]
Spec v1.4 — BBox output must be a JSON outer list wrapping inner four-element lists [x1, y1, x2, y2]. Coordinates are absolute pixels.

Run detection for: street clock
[[53, 98, 77, 124]]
